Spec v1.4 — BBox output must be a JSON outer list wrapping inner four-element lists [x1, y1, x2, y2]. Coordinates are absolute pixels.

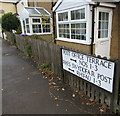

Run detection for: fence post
[[111, 60, 120, 113], [60, 47, 65, 83]]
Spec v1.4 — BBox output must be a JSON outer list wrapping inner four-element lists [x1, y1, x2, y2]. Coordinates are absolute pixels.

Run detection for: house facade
[[53, 0, 120, 60], [0, 0, 18, 37], [17, 0, 56, 41]]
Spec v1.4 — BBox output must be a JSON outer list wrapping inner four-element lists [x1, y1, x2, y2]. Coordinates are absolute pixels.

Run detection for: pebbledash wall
[[5, 32, 120, 113], [55, 2, 120, 60]]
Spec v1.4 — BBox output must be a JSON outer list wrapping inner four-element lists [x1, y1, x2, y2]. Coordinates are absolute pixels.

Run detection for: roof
[[25, 7, 51, 16], [53, 0, 117, 12], [0, 0, 20, 3]]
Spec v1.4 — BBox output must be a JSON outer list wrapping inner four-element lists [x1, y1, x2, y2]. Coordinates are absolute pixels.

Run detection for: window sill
[[55, 38, 91, 45], [26, 33, 52, 35]]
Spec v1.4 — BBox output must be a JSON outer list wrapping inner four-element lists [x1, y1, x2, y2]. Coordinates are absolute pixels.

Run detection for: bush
[[15, 25, 22, 34], [2, 12, 20, 32]]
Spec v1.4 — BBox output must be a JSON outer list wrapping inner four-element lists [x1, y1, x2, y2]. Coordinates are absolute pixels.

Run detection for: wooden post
[[111, 61, 120, 113]]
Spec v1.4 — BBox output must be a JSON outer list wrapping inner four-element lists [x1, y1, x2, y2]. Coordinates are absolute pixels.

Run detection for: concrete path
[[2, 38, 103, 114]]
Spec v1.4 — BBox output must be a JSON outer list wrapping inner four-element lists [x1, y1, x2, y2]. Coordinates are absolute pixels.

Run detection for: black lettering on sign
[[63, 60, 71, 67], [63, 50, 70, 56], [70, 58, 77, 63], [79, 60, 88, 68], [97, 73, 112, 84], [68, 68, 74, 72]]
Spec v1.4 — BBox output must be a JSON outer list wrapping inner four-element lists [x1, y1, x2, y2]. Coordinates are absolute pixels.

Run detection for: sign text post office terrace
[[62, 49, 115, 93]]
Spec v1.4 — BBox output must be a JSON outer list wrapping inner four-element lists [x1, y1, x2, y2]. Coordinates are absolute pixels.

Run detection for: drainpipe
[[52, 1, 56, 43], [91, 2, 99, 55], [52, 0, 63, 43]]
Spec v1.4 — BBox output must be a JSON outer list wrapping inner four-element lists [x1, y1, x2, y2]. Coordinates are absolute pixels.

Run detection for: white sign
[[62, 49, 115, 93]]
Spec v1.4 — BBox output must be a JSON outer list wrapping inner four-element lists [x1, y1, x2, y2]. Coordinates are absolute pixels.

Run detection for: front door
[[95, 8, 112, 58]]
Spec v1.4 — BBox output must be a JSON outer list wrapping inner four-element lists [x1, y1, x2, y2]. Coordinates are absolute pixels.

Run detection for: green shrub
[[40, 63, 49, 69], [2, 12, 20, 32], [15, 25, 22, 34]]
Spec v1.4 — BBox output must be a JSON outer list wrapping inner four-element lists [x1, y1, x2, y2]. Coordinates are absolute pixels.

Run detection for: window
[[59, 24, 70, 38], [71, 23, 86, 40], [32, 17, 51, 34], [23, 20, 26, 34], [58, 12, 68, 21], [98, 12, 109, 38], [71, 8, 85, 20], [57, 7, 87, 41], [25, 18, 30, 33], [32, 19, 40, 23], [32, 25, 42, 33]]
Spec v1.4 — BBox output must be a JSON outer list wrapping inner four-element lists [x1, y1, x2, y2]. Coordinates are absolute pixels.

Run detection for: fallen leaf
[[45, 77, 48, 79], [55, 97, 58, 100], [52, 82, 56, 85], [56, 104, 59, 107], [72, 94, 75, 97], [75, 90, 78, 93], [86, 103, 92, 105], [89, 98, 94, 102], [100, 109, 104, 113], [81, 102, 84, 105]]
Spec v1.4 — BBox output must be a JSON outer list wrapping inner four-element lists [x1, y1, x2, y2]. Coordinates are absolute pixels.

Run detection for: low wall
[[5, 32, 120, 113]]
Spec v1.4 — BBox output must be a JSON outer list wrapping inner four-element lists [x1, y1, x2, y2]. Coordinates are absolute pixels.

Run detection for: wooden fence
[[5, 32, 120, 114]]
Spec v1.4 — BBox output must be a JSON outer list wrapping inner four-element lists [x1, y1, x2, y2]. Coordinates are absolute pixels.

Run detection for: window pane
[[26, 8, 39, 14], [71, 23, 86, 40], [59, 24, 70, 38], [42, 18, 50, 23], [71, 8, 85, 20], [36, 8, 49, 15], [42, 24, 51, 33], [58, 12, 68, 21], [32, 19, 40, 23], [26, 25, 30, 33], [23, 20, 26, 34], [98, 12, 109, 38], [32, 24, 42, 33], [26, 18, 29, 24]]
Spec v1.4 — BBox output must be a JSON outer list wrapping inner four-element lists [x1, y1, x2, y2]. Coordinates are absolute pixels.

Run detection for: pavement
[[2, 38, 111, 114]]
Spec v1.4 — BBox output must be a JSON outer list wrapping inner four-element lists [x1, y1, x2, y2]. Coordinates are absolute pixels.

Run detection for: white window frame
[[94, 7, 113, 43], [56, 5, 91, 45], [30, 17, 52, 35]]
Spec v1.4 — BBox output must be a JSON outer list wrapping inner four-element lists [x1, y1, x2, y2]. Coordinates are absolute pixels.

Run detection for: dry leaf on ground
[[72, 94, 75, 97]]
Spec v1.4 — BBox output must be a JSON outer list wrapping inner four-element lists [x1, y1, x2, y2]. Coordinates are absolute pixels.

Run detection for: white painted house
[[53, 0, 120, 59]]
